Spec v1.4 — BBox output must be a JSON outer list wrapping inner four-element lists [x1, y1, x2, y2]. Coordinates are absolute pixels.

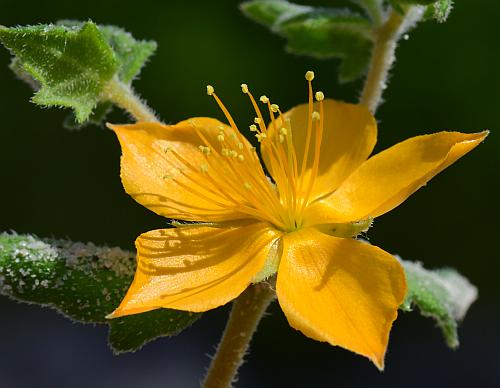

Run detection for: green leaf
[[0, 21, 157, 126], [424, 0, 454, 23], [0, 22, 118, 123], [395, 0, 437, 4], [400, 259, 477, 348], [241, 1, 374, 82], [57, 21, 157, 84], [0, 233, 200, 353]]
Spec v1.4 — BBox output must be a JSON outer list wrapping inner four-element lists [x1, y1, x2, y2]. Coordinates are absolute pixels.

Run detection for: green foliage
[[0, 21, 157, 126], [424, 0, 454, 23], [0, 23, 117, 123], [0, 233, 200, 353], [400, 259, 477, 348], [395, 0, 437, 4], [241, 0, 374, 82]]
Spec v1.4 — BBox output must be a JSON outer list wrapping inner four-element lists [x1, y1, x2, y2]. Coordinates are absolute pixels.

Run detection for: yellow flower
[[107, 72, 486, 369]]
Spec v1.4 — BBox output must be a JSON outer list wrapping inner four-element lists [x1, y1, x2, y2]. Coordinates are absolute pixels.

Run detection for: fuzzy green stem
[[103, 77, 159, 122], [203, 283, 275, 388], [360, 7, 421, 113]]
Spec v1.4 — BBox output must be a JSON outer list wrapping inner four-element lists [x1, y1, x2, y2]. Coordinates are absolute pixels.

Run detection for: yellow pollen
[[238, 154, 245, 161], [221, 148, 229, 157], [237, 142, 244, 150], [279, 134, 285, 143], [260, 95, 269, 104], [305, 70, 315, 81], [271, 104, 279, 112], [279, 127, 288, 136], [249, 124, 258, 132], [256, 133, 267, 142], [241, 83, 249, 93], [206, 85, 214, 96], [200, 163, 209, 173], [254, 117, 261, 124], [198, 145, 211, 155], [217, 134, 225, 142], [163, 146, 172, 153], [312, 111, 320, 120], [315, 91, 325, 101], [229, 150, 238, 158], [243, 182, 252, 190]]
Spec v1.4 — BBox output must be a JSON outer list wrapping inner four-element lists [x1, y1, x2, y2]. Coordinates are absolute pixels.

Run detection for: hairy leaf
[[0, 233, 200, 353], [424, 0, 454, 23], [0, 22, 117, 123], [400, 259, 477, 348], [241, 0, 374, 82], [0, 21, 157, 126]]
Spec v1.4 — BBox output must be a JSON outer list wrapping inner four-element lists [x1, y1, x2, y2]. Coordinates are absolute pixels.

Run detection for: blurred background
[[1, 0, 499, 387]]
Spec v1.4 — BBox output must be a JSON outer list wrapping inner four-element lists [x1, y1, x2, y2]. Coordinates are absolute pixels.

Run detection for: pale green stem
[[102, 77, 159, 122], [203, 282, 276, 388], [360, 6, 422, 113]]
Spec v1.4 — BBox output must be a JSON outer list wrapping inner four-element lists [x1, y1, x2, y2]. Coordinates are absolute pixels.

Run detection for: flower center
[[167, 72, 325, 232]]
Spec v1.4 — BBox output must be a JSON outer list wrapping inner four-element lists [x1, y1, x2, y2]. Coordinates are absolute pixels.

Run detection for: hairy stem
[[203, 283, 275, 388], [360, 6, 422, 112], [103, 77, 159, 122]]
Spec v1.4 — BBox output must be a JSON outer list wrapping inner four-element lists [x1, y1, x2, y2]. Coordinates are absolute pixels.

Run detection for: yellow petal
[[110, 118, 262, 223], [264, 99, 377, 200], [276, 228, 406, 369], [305, 131, 488, 225], [109, 222, 282, 317]]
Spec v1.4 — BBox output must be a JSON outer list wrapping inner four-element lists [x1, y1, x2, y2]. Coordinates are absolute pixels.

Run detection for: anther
[[241, 83, 249, 93], [254, 117, 261, 124], [315, 91, 325, 101], [260, 95, 269, 104], [255, 133, 267, 142], [199, 145, 211, 155], [237, 142, 244, 150], [279, 127, 288, 135], [217, 134, 225, 142], [249, 124, 258, 132], [221, 148, 229, 157], [271, 104, 279, 113], [238, 154, 245, 161], [312, 111, 320, 120], [206, 85, 214, 96], [229, 150, 238, 158], [305, 71, 315, 81], [163, 146, 172, 153]]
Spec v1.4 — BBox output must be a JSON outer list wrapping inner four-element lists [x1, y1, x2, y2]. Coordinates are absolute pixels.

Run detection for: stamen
[[255, 133, 267, 142]]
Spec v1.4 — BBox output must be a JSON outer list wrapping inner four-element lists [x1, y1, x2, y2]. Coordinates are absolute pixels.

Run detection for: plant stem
[[103, 77, 159, 122], [360, 7, 421, 113], [203, 282, 276, 388]]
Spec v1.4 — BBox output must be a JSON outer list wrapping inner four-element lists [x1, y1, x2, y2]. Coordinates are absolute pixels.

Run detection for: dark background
[[1, 0, 499, 387]]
